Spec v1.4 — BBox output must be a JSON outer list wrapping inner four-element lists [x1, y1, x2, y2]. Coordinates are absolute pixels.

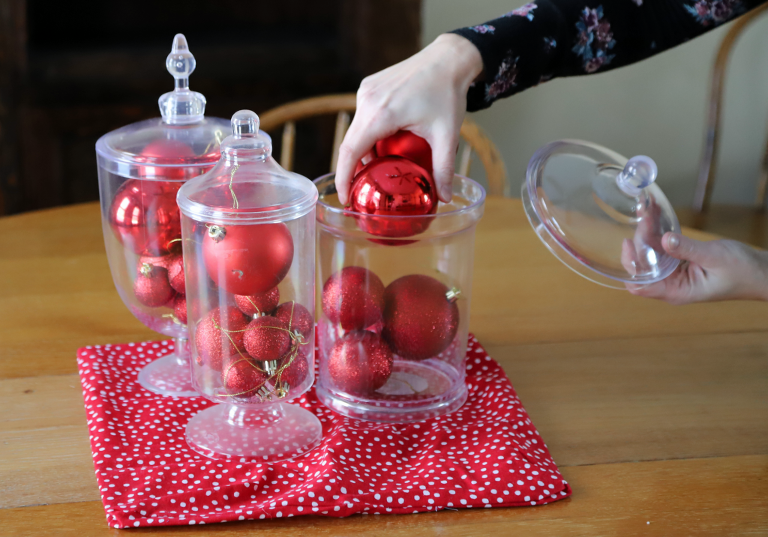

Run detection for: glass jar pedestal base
[[137, 338, 197, 397], [317, 359, 468, 423], [185, 403, 323, 462]]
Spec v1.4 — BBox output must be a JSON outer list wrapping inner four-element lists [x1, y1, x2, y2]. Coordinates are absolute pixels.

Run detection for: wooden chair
[[258, 93, 509, 196], [682, 3, 768, 246]]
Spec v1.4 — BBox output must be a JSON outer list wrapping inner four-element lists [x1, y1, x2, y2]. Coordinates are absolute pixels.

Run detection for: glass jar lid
[[522, 140, 680, 288], [95, 34, 262, 180], [177, 110, 317, 224]]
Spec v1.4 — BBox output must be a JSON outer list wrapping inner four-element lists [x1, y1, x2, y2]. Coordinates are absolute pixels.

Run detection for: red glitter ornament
[[222, 358, 269, 399], [322, 266, 385, 331], [166, 254, 186, 295], [202, 223, 294, 295], [109, 179, 182, 255], [139, 139, 196, 181], [234, 287, 280, 318], [327, 330, 394, 395], [173, 294, 188, 324], [349, 156, 438, 238], [194, 306, 249, 370], [138, 252, 174, 271], [383, 274, 460, 360], [134, 263, 175, 307], [274, 301, 313, 341], [276, 348, 310, 393], [375, 130, 433, 175], [243, 315, 292, 362]]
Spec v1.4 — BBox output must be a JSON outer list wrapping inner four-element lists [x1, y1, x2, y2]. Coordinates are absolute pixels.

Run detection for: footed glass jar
[[95, 35, 254, 397], [314, 173, 485, 423], [178, 110, 321, 462]]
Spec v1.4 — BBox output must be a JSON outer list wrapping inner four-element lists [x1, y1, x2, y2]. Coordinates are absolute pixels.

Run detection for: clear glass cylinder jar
[[314, 173, 485, 423], [95, 34, 242, 397], [178, 110, 321, 462]]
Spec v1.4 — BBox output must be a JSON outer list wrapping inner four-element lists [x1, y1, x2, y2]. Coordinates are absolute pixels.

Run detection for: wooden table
[[1, 199, 766, 536]]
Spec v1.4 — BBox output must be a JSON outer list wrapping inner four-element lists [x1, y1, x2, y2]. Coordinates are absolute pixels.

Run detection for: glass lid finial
[[158, 34, 207, 125]]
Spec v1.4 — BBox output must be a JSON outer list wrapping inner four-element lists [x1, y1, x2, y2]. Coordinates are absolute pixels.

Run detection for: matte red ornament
[[109, 179, 182, 255], [382, 274, 460, 360], [166, 254, 186, 295], [274, 301, 313, 341], [322, 266, 385, 331], [234, 287, 280, 318], [138, 252, 173, 271], [222, 358, 269, 398], [277, 348, 310, 392], [134, 263, 175, 307], [375, 130, 433, 175], [194, 306, 249, 370], [139, 139, 196, 181], [349, 156, 438, 238], [327, 330, 393, 395], [202, 223, 294, 295], [173, 294, 188, 324], [243, 315, 292, 362]]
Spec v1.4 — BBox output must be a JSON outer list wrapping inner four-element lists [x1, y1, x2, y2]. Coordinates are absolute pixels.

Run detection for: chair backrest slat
[[281, 121, 296, 171], [330, 111, 351, 173], [458, 143, 472, 177]]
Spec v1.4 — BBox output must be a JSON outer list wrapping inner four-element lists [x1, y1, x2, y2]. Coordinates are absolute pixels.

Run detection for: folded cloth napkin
[[77, 334, 571, 528]]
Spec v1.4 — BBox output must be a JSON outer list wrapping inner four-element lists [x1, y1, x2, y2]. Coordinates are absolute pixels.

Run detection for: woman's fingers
[[335, 116, 395, 205], [427, 127, 460, 202], [662, 232, 716, 265]]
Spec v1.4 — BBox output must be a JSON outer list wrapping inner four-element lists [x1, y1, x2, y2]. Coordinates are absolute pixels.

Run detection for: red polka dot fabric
[[76, 335, 571, 529]]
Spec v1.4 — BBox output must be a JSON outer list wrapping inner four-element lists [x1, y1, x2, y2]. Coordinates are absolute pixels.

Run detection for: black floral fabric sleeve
[[450, 0, 767, 111]]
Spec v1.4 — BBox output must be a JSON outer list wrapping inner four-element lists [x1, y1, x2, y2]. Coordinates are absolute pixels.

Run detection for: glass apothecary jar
[[178, 110, 321, 462], [314, 172, 485, 423]]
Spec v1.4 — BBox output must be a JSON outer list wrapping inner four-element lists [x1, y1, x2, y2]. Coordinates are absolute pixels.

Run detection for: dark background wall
[[0, 0, 421, 215]]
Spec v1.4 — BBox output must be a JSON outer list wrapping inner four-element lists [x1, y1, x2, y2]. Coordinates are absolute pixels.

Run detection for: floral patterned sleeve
[[449, 0, 767, 111]]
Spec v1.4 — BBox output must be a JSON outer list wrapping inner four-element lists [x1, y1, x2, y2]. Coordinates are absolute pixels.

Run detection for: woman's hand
[[334, 33, 483, 205], [626, 232, 768, 304]]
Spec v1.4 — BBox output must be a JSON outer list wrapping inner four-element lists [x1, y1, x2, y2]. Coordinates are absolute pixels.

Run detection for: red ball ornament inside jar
[[139, 139, 196, 180], [374, 130, 433, 175], [349, 156, 438, 239]]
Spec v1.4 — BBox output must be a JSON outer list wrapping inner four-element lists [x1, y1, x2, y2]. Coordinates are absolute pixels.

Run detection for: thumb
[[426, 128, 458, 203], [662, 232, 716, 265]]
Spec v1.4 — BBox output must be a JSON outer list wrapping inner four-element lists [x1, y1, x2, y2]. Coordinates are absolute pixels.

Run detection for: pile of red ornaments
[[349, 131, 439, 239], [321, 266, 460, 396], [192, 220, 312, 402], [133, 251, 188, 323]]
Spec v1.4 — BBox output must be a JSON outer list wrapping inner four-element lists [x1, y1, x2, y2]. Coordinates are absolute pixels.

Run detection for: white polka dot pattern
[[76, 334, 571, 528]]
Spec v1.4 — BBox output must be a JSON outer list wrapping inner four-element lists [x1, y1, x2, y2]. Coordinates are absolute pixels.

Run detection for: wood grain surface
[[1, 200, 766, 535]]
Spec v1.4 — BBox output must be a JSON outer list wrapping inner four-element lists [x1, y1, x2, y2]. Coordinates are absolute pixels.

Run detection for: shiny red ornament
[[202, 223, 294, 295], [322, 266, 385, 331], [382, 274, 460, 360], [349, 156, 438, 238], [277, 348, 310, 392], [274, 301, 313, 341], [194, 306, 249, 370], [173, 294, 188, 324], [327, 330, 393, 395], [375, 130, 433, 175], [166, 254, 186, 295], [134, 263, 175, 307], [222, 358, 269, 398], [139, 139, 196, 180], [234, 287, 280, 318], [109, 179, 182, 255], [243, 315, 292, 362]]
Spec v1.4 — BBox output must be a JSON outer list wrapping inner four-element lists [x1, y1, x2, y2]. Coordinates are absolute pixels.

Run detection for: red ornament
[[194, 306, 249, 370], [349, 156, 438, 238], [173, 294, 188, 324], [327, 330, 393, 395], [109, 179, 182, 255], [202, 223, 294, 295], [222, 358, 269, 399], [276, 348, 310, 392], [234, 287, 280, 318], [134, 263, 175, 307], [375, 130, 433, 175], [138, 252, 174, 271], [166, 254, 186, 295], [322, 266, 385, 331], [382, 274, 460, 360], [139, 139, 196, 181], [243, 315, 292, 362], [274, 301, 313, 341]]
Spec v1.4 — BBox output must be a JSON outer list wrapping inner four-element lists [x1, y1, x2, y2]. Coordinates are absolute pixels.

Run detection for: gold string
[[228, 164, 240, 209]]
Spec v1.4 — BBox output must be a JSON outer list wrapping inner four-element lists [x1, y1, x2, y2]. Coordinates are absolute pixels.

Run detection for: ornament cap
[[158, 33, 207, 125]]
